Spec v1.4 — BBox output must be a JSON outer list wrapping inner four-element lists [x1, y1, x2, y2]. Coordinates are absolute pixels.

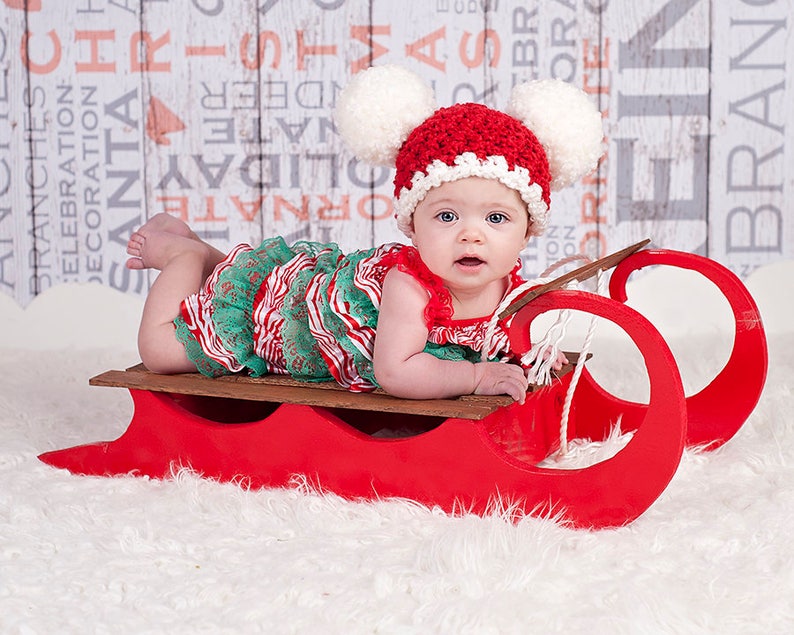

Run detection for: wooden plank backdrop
[[2, 0, 792, 307]]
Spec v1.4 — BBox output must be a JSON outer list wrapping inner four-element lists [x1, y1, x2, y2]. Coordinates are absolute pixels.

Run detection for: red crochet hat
[[335, 65, 604, 237], [393, 103, 551, 236]]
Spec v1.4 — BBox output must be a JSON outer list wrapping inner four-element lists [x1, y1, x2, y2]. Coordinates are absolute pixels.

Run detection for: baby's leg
[[128, 217, 226, 373]]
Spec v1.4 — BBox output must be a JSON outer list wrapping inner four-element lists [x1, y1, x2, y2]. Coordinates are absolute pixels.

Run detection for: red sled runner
[[39, 247, 768, 529]]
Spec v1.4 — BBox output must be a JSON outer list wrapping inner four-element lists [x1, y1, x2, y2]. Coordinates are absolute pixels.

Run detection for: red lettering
[[157, 197, 189, 221], [195, 196, 227, 223], [350, 25, 390, 73], [406, 27, 446, 71], [75, 30, 116, 73], [230, 195, 265, 222], [273, 195, 309, 221], [459, 29, 500, 69], [316, 195, 350, 221], [131, 31, 171, 72], [240, 31, 281, 70], [296, 31, 337, 71], [21, 30, 61, 74]]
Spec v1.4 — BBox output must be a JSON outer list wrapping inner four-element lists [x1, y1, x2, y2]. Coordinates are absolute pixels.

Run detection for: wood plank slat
[[89, 367, 510, 419], [23, 4, 147, 301], [0, 7, 30, 305], [89, 353, 584, 420]]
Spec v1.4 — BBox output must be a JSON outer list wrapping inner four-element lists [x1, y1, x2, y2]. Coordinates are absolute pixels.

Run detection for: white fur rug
[[1, 262, 793, 634]]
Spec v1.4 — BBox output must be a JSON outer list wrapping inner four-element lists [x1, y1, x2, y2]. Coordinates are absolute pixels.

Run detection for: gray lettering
[[616, 135, 708, 222], [619, 0, 708, 70]]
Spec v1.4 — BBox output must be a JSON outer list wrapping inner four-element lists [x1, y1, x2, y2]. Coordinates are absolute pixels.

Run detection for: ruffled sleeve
[[379, 245, 454, 329]]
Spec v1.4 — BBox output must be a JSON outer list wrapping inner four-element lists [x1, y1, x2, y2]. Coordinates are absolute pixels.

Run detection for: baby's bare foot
[[140, 212, 195, 238], [126, 213, 200, 269], [126, 230, 208, 271]]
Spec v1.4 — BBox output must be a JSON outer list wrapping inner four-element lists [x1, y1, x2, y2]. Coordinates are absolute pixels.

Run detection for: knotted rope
[[482, 254, 604, 456]]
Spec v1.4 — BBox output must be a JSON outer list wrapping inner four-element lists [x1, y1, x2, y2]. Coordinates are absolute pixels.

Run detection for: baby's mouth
[[456, 256, 485, 267]]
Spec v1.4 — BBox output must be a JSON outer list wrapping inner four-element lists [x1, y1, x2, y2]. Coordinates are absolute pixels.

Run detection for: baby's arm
[[373, 269, 529, 402]]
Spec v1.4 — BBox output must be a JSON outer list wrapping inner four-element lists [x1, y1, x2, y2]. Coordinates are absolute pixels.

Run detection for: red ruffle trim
[[379, 246, 454, 328]]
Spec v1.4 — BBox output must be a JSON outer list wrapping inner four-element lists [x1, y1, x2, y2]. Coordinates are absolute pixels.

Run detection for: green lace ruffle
[[423, 341, 481, 363], [316, 248, 380, 385], [174, 316, 229, 377], [279, 244, 345, 382], [209, 237, 308, 376]]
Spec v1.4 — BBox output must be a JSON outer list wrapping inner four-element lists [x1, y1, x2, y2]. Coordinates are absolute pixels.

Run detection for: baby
[[126, 65, 603, 403]]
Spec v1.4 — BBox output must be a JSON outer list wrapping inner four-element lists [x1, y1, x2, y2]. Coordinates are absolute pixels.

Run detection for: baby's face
[[410, 177, 529, 295]]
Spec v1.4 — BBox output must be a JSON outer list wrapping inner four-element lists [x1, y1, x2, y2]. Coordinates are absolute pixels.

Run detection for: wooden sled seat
[[89, 363, 521, 421]]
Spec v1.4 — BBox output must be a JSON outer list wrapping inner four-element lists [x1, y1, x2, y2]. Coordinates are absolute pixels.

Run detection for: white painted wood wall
[[1, 0, 791, 306]]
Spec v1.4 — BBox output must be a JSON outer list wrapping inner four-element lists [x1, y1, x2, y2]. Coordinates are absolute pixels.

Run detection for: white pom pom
[[508, 79, 604, 190], [334, 65, 437, 166]]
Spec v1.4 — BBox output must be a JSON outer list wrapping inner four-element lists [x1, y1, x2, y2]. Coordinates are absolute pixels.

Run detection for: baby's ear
[[407, 220, 417, 242], [524, 219, 534, 241]]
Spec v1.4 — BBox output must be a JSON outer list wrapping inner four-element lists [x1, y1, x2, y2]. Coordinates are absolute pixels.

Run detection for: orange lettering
[[184, 45, 225, 57], [240, 31, 281, 70], [296, 31, 337, 71], [316, 195, 349, 221], [195, 196, 227, 223], [357, 194, 392, 221], [145, 96, 185, 146], [6, 0, 42, 9], [231, 195, 265, 222], [273, 195, 309, 221], [350, 25, 390, 73], [21, 30, 61, 74], [583, 38, 610, 69], [75, 30, 116, 72], [131, 31, 171, 72], [582, 172, 606, 187], [580, 230, 607, 259], [580, 192, 607, 224], [157, 197, 189, 221], [459, 29, 500, 69], [583, 74, 609, 95], [406, 27, 446, 71]]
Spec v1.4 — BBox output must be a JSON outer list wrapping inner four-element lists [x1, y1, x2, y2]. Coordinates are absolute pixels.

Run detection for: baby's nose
[[458, 222, 484, 242]]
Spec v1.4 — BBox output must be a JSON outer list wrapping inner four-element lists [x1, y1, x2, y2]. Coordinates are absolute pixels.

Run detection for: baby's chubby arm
[[373, 269, 529, 403]]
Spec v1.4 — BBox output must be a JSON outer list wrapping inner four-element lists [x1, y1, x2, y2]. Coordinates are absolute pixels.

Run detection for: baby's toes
[[126, 234, 144, 255]]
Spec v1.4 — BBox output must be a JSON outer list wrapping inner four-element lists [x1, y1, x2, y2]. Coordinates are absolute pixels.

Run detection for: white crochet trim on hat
[[394, 152, 549, 237]]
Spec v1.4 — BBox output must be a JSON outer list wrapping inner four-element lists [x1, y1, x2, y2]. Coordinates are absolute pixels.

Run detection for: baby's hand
[[472, 361, 530, 404], [541, 348, 569, 372]]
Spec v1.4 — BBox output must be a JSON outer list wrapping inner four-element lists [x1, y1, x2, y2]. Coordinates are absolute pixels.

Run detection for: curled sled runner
[[39, 246, 768, 529]]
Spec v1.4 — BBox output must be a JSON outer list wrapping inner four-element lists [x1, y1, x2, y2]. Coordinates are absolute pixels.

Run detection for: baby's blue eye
[[487, 212, 507, 224], [437, 210, 457, 223]]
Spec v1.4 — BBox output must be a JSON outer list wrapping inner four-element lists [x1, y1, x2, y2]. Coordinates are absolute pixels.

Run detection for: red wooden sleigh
[[39, 247, 768, 529]]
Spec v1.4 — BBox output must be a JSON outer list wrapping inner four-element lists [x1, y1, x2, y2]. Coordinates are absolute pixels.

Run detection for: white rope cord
[[555, 269, 605, 456], [480, 275, 553, 364], [520, 309, 573, 385], [517, 255, 590, 386], [482, 254, 602, 457]]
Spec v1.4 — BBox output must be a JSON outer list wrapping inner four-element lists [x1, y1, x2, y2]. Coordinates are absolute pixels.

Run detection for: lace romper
[[174, 238, 523, 392]]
